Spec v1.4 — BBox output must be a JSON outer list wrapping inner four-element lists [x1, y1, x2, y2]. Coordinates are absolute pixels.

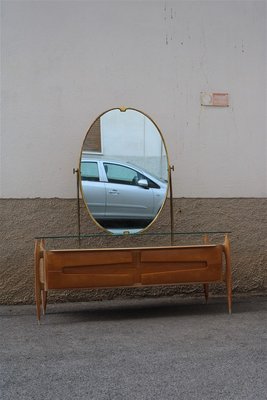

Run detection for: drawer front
[[45, 249, 136, 289], [140, 246, 223, 285]]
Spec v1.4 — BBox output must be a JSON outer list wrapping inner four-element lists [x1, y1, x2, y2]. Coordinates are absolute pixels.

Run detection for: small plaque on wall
[[201, 92, 229, 107]]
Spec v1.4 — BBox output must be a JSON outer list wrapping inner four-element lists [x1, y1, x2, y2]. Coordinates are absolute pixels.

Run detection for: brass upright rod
[[169, 165, 174, 245], [73, 168, 81, 246]]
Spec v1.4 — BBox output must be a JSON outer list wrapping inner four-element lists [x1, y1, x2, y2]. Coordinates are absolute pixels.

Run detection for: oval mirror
[[79, 108, 169, 234]]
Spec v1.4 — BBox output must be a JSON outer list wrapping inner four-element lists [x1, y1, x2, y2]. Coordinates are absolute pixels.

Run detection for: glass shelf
[[35, 231, 231, 240]]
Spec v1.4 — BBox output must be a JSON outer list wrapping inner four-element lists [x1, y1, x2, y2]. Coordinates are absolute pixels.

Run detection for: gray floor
[[0, 295, 266, 400]]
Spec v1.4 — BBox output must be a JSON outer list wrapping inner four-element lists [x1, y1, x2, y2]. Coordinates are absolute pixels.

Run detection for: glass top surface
[[35, 231, 231, 240]]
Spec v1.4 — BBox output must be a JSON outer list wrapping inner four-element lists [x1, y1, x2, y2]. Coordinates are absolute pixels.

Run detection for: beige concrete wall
[[1, 1, 266, 199], [1, 198, 266, 305]]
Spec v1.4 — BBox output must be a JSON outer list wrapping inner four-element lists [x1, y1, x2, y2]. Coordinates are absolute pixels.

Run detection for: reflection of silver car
[[80, 159, 167, 222]]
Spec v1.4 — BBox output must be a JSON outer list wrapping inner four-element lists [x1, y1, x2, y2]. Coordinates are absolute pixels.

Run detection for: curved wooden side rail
[[34, 235, 232, 321], [34, 239, 47, 322]]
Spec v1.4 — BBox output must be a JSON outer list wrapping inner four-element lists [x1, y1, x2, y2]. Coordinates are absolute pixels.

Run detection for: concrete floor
[[0, 295, 266, 400]]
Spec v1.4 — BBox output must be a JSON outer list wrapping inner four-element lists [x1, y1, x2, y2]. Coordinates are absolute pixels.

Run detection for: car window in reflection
[[81, 161, 99, 182], [104, 163, 141, 186], [146, 178, 160, 189]]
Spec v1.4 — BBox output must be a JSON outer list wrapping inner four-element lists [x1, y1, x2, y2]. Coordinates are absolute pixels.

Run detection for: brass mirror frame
[[76, 107, 173, 236]]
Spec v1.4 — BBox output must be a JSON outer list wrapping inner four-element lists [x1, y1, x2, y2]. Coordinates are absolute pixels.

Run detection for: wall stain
[[241, 40, 245, 53], [163, 3, 175, 45]]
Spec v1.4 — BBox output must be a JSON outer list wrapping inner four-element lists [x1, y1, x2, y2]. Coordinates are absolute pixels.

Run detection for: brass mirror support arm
[[73, 168, 81, 246], [169, 165, 174, 245]]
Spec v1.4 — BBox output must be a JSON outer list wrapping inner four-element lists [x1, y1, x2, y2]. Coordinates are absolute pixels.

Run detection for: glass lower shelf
[[35, 231, 231, 240]]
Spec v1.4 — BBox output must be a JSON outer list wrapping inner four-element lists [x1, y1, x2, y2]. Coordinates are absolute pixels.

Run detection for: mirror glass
[[79, 108, 169, 234]]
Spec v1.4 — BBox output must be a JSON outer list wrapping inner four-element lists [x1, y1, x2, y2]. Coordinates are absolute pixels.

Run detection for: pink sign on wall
[[212, 93, 229, 106], [201, 92, 229, 107]]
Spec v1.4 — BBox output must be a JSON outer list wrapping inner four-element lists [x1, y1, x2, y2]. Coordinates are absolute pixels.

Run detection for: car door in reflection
[[103, 163, 154, 220], [81, 161, 106, 217]]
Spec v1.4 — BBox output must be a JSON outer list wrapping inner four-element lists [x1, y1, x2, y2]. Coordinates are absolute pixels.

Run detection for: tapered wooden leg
[[41, 290, 47, 315], [227, 287, 232, 314], [35, 284, 41, 323], [203, 283, 209, 303], [224, 234, 232, 314], [203, 235, 209, 304], [34, 240, 41, 322]]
